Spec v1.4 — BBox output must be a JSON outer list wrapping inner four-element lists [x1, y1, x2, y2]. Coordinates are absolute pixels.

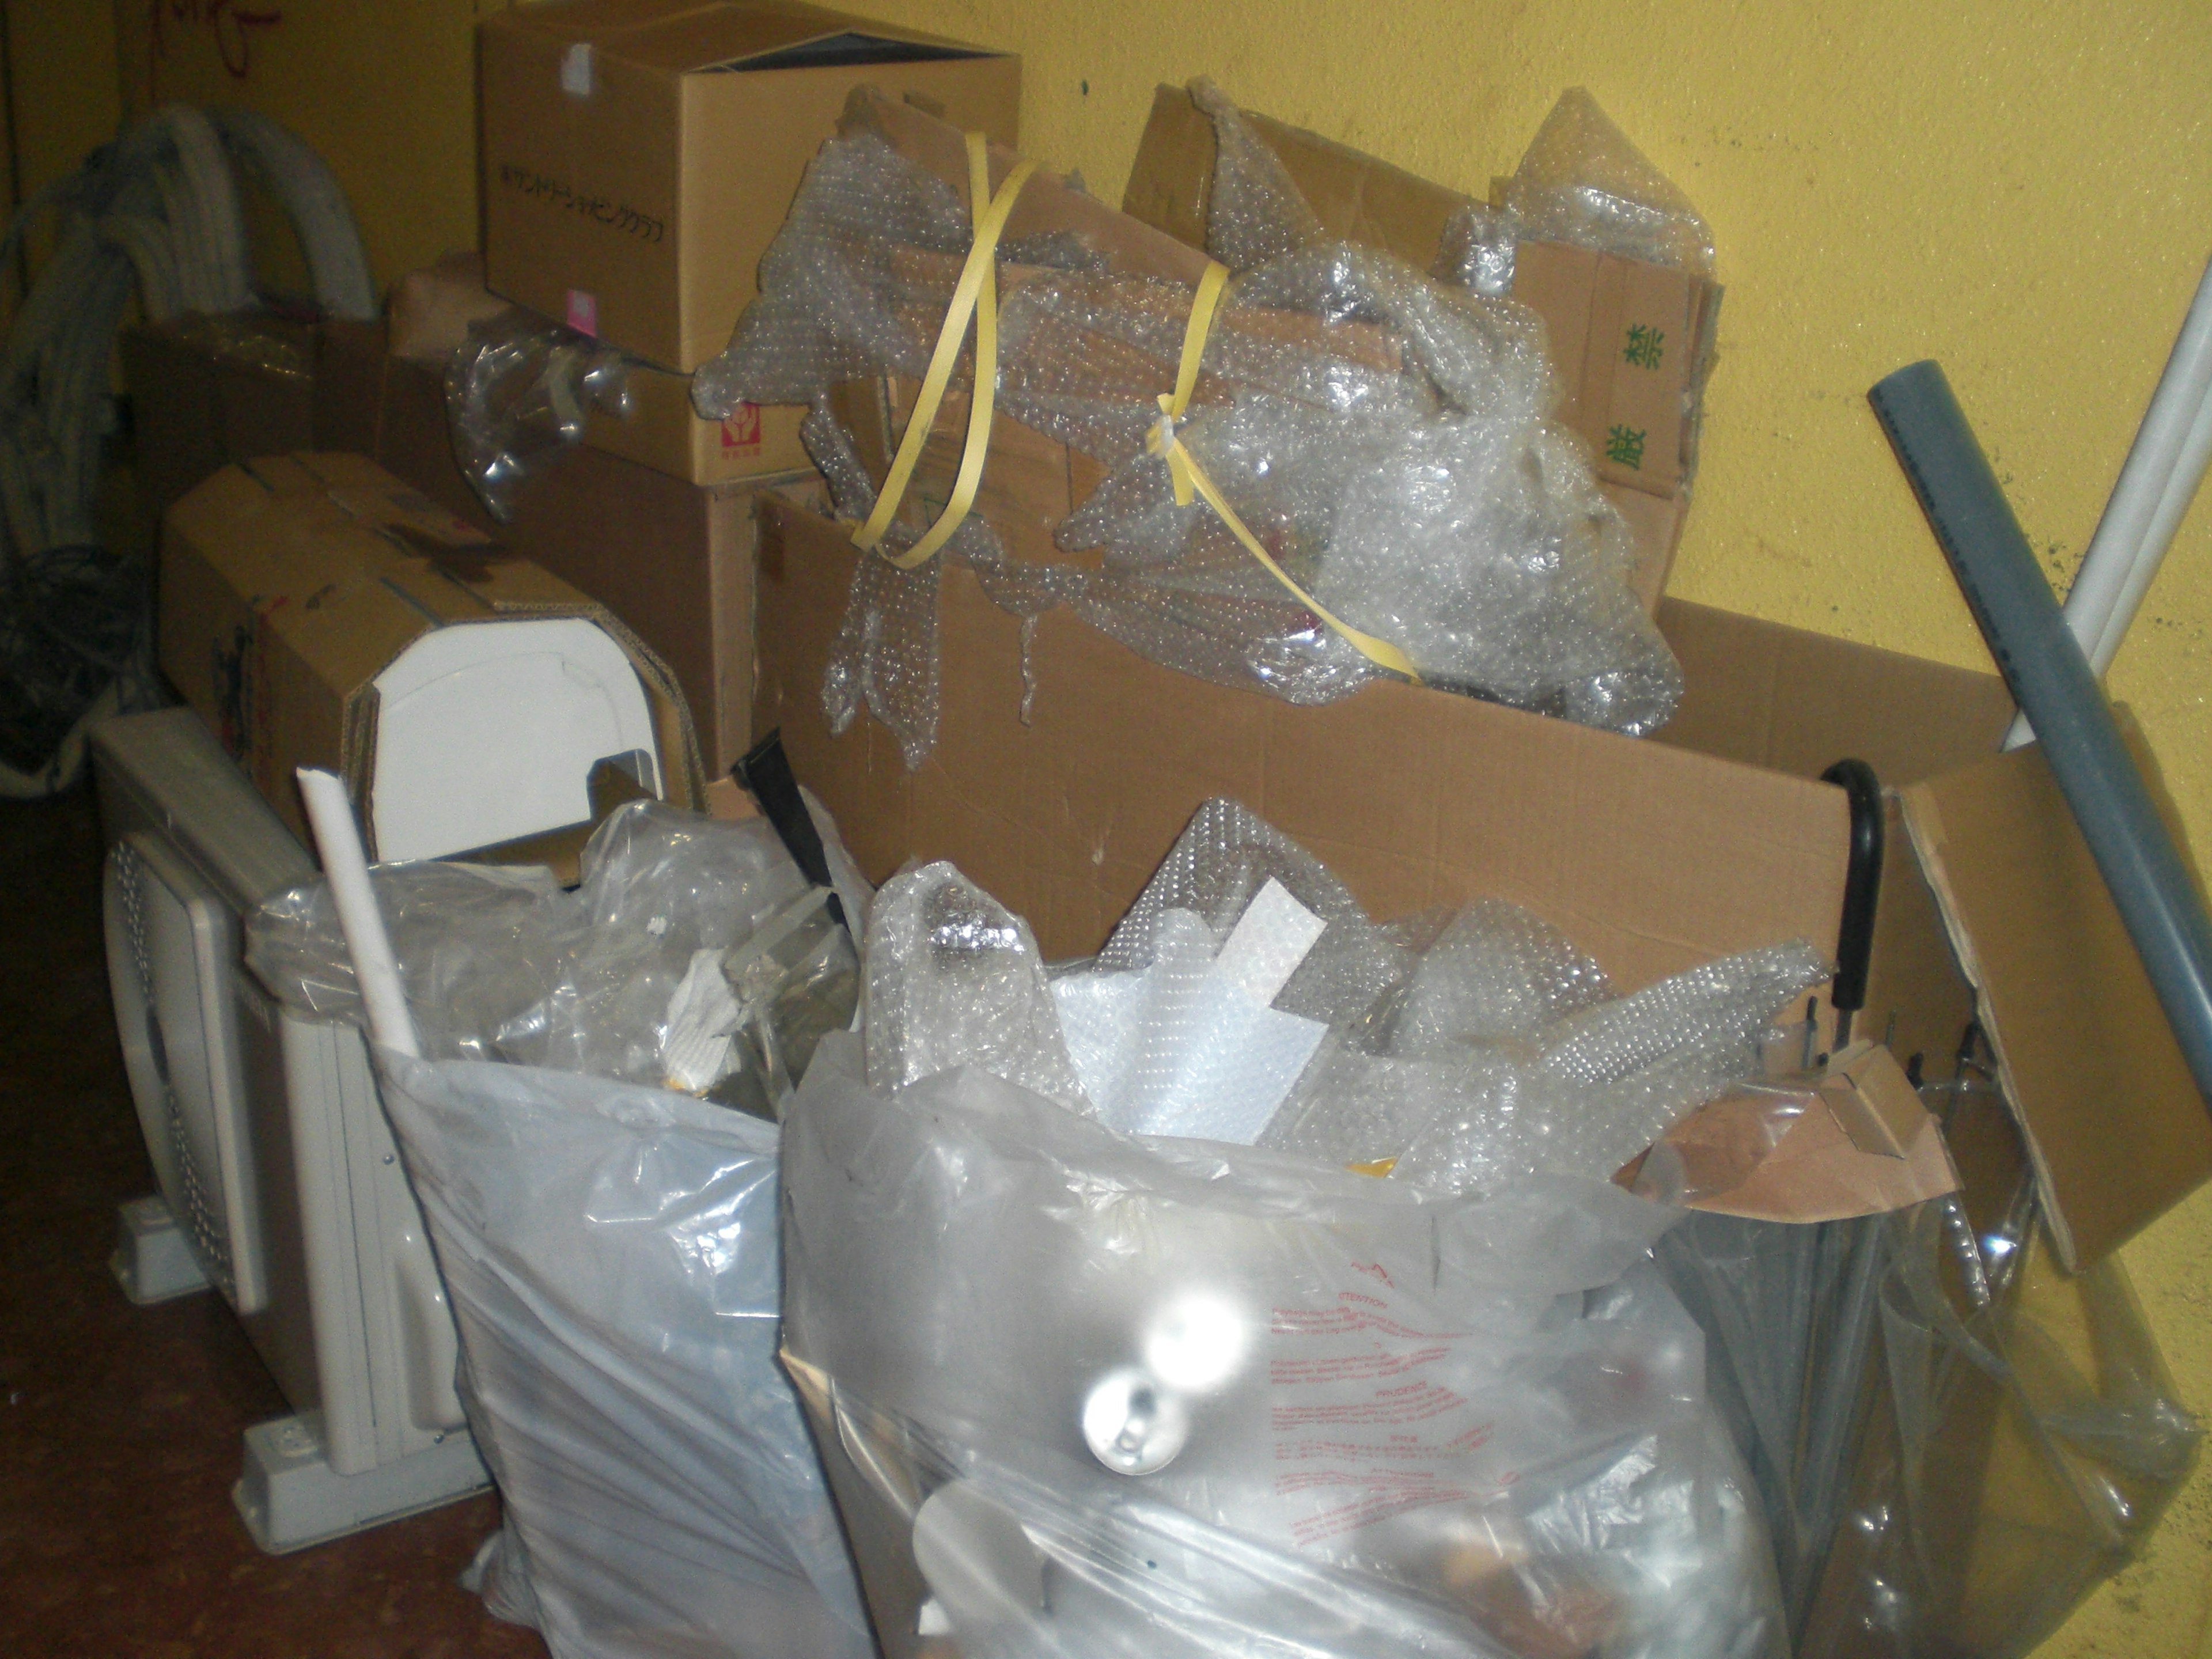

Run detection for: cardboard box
[[391, 252, 810, 483], [479, 0, 1020, 374], [122, 313, 319, 528], [157, 452, 704, 857], [315, 319, 817, 774], [751, 497, 2212, 1270], [1120, 84, 1723, 605]]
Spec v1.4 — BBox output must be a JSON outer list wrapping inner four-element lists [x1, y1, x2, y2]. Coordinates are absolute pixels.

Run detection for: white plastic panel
[[370, 618, 660, 862], [104, 834, 266, 1314]]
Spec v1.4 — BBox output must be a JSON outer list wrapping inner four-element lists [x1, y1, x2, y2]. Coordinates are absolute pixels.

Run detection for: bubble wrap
[[693, 85, 1682, 762], [863, 861, 1089, 1108], [446, 306, 631, 521], [1377, 940, 1832, 1193], [1434, 88, 1717, 296]]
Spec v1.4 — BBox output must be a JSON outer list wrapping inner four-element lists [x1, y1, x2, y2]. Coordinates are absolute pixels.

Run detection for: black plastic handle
[[733, 729, 846, 931], [1822, 758, 1885, 1048]]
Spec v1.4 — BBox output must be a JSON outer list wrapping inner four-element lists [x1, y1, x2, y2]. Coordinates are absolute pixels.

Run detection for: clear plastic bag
[[446, 305, 631, 522], [782, 1033, 1789, 1659], [1661, 1073, 2200, 1657], [374, 1051, 873, 1659], [248, 797, 878, 1658], [694, 85, 1683, 766]]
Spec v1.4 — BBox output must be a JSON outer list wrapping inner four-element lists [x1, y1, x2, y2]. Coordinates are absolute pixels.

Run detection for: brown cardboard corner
[[1900, 724, 2212, 1268]]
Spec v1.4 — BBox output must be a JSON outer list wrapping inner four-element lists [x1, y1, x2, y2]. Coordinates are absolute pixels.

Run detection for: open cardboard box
[[158, 453, 706, 869], [753, 497, 2212, 1270], [479, 0, 1019, 374]]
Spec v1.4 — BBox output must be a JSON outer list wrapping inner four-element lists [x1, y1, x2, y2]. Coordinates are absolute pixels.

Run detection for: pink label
[[565, 289, 597, 336]]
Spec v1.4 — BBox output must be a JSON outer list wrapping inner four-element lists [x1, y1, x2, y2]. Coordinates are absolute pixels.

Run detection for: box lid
[[495, 0, 995, 74]]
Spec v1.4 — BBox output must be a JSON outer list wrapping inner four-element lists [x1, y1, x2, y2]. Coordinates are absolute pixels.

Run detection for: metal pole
[[1869, 360, 2212, 1113]]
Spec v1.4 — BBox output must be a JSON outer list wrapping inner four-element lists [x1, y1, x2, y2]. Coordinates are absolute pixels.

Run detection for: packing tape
[[853, 133, 1034, 568], [856, 133, 1418, 682]]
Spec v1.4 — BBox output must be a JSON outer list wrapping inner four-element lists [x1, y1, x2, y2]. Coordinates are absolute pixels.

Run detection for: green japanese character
[[1623, 324, 1665, 370], [1605, 425, 1647, 469]]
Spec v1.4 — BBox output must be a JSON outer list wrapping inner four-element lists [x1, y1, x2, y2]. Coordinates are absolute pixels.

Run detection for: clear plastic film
[[782, 1034, 1787, 1659], [695, 84, 1683, 763], [446, 305, 631, 522], [372, 1052, 873, 1659], [1434, 88, 1717, 295], [1657, 1070, 2200, 1657], [245, 799, 866, 1111]]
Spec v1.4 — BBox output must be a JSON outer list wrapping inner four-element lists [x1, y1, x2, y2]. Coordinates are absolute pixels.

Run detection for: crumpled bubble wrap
[[862, 859, 1089, 1108], [446, 305, 631, 521], [1434, 87, 1718, 294], [861, 796, 1825, 1193], [694, 84, 1682, 766]]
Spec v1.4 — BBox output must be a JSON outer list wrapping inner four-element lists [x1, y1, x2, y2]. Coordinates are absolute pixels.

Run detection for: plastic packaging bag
[[804, 797, 1821, 1654], [695, 84, 1682, 767], [375, 1051, 873, 1659], [446, 306, 631, 521], [782, 1033, 1789, 1659], [246, 799, 876, 1657], [245, 800, 871, 1103], [1661, 1073, 2199, 1657]]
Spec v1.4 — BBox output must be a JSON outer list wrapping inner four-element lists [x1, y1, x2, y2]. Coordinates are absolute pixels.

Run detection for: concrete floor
[[0, 784, 545, 1658]]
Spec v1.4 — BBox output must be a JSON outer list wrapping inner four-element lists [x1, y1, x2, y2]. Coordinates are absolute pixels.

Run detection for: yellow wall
[[23, 3, 2212, 1653], [113, 0, 494, 292]]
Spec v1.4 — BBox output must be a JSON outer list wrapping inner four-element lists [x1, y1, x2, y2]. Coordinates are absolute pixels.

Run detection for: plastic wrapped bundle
[[446, 306, 631, 521], [783, 1033, 1789, 1659], [694, 86, 1682, 767], [1643, 1054, 2202, 1659]]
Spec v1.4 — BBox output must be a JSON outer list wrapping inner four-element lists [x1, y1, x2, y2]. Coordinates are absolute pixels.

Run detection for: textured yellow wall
[[32, 3, 2212, 1653], [112, 0, 495, 292]]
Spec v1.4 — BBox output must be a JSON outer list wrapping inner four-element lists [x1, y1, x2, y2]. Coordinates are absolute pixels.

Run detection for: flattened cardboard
[[1903, 724, 2212, 1269], [313, 320, 817, 771], [480, 0, 1020, 373], [754, 497, 2210, 1263], [1630, 1044, 1961, 1222], [158, 453, 703, 855], [755, 498, 1852, 988]]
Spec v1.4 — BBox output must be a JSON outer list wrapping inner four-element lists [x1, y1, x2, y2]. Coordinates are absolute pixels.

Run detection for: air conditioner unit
[[92, 707, 491, 1552]]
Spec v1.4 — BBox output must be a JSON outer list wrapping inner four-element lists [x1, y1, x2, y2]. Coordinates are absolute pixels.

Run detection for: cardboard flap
[[506, 0, 990, 73], [1629, 1043, 1961, 1223], [1901, 722, 2212, 1267]]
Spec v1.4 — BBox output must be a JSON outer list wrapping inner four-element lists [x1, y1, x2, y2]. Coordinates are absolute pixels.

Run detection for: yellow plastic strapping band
[[852, 132, 1036, 568], [1147, 261, 1420, 683]]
